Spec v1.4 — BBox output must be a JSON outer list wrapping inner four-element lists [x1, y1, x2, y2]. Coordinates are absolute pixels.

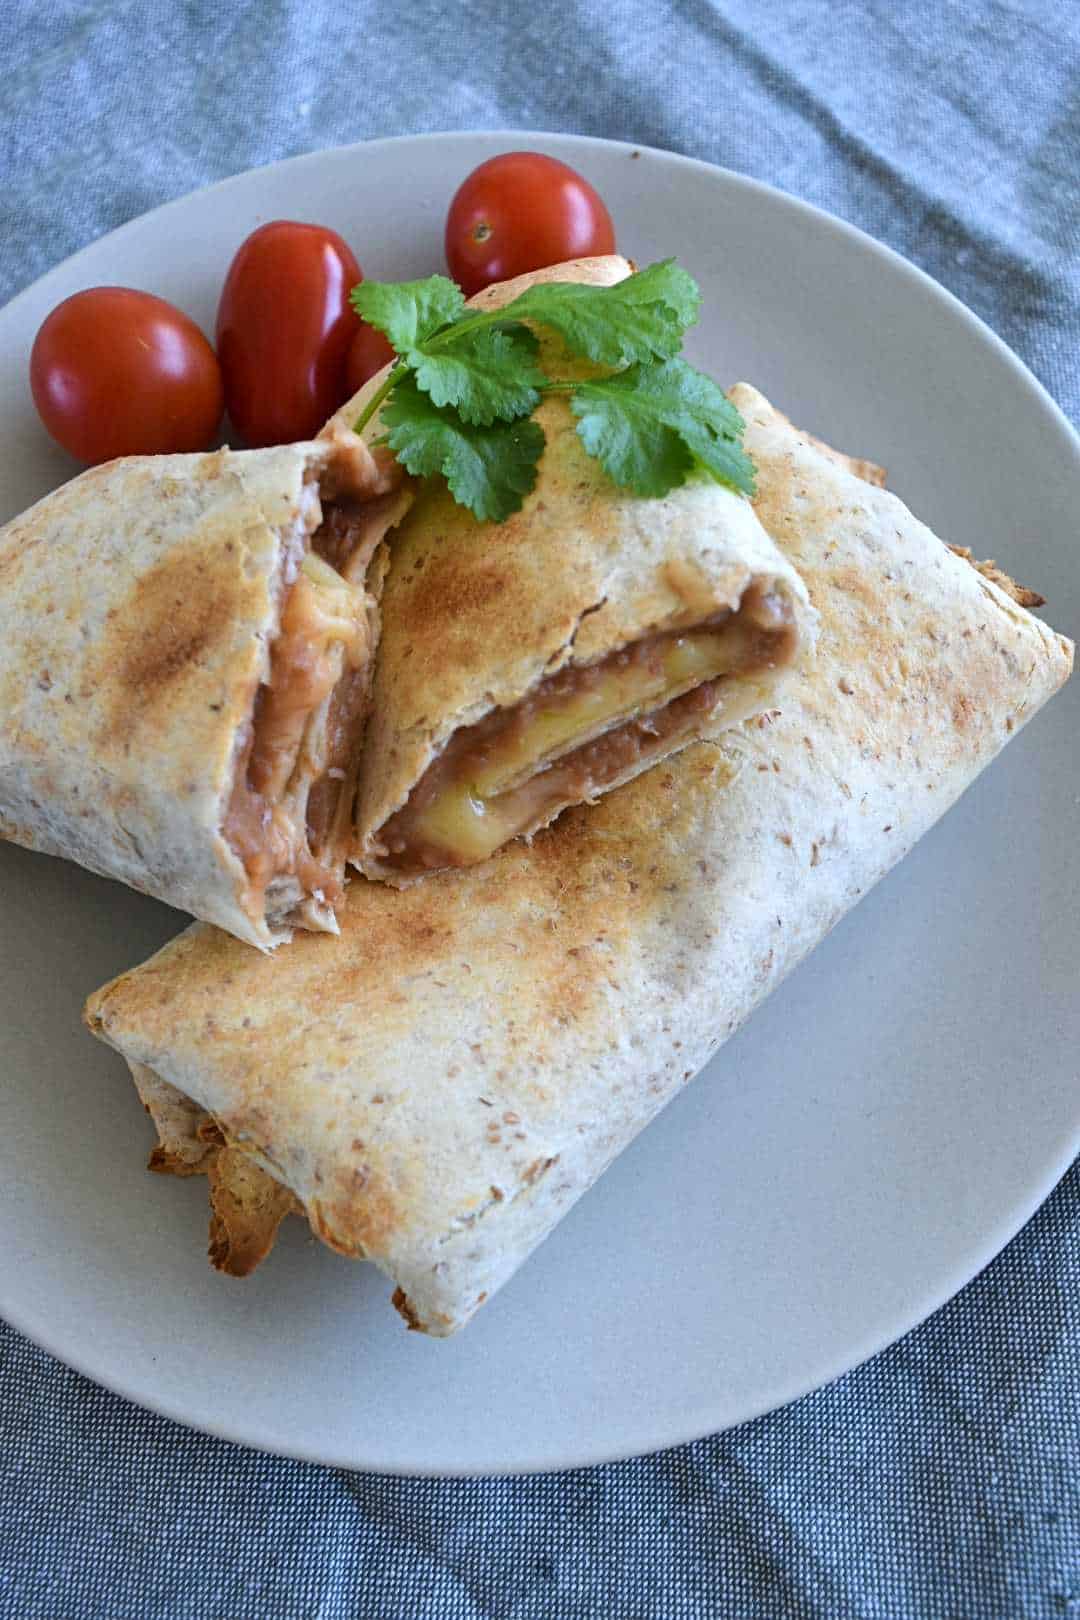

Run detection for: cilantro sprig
[[382, 377, 547, 524], [349, 261, 754, 523]]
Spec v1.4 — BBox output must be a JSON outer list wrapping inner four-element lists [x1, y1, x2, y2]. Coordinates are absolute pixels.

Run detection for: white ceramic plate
[[1, 133, 1077, 1477]]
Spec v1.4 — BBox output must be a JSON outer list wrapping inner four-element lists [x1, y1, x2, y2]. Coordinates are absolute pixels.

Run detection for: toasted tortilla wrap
[[325, 257, 814, 883], [0, 438, 410, 947], [85, 386, 1073, 1334]]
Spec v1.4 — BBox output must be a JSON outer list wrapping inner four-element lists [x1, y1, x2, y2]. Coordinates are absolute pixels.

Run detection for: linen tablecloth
[[1, 2, 1077, 1614]]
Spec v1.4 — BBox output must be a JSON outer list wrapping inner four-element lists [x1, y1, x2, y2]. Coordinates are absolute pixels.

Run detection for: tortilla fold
[[0, 438, 410, 947], [85, 385, 1072, 1334]]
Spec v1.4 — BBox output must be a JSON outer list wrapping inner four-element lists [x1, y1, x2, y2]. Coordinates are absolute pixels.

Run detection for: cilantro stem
[[352, 360, 409, 436], [425, 310, 495, 349]]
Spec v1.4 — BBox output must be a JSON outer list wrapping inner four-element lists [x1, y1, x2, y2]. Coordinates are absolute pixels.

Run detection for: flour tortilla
[[326, 257, 814, 882], [0, 438, 407, 948], [85, 386, 1073, 1334]]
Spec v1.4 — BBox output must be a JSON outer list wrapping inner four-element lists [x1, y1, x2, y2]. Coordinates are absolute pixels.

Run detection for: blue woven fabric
[[1, 1, 1078, 1614]]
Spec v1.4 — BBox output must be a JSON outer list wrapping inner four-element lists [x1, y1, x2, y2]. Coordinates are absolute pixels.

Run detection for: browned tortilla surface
[[87, 386, 1072, 1335], [0, 439, 400, 946]]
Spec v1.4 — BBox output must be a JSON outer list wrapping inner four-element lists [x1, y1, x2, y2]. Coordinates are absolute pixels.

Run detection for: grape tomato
[[445, 152, 616, 296], [345, 319, 396, 396], [216, 221, 363, 447], [29, 287, 223, 465]]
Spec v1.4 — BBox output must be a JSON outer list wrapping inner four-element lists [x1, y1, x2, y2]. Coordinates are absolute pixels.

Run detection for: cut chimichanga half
[[326, 257, 814, 883], [85, 386, 1072, 1333], [0, 438, 410, 947]]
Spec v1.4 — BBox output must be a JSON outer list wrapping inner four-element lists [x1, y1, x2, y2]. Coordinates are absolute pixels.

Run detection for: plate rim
[[4, 127, 1078, 470], [1, 128, 1078, 1476], [5, 1132, 1079, 1478]]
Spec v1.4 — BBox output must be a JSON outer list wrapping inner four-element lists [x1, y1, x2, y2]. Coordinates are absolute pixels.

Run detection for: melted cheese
[[403, 626, 756, 865], [297, 552, 369, 667], [248, 562, 368, 803], [403, 776, 553, 866], [471, 625, 754, 798]]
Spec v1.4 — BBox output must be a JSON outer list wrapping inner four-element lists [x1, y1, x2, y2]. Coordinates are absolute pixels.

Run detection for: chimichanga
[[326, 257, 814, 883], [85, 386, 1072, 1333], [0, 437, 410, 947]]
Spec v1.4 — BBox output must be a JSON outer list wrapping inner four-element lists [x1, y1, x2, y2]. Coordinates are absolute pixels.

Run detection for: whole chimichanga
[[0, 438, 410, 947], [325, 257, 815, 883], [85, 385, 1072, 1334]]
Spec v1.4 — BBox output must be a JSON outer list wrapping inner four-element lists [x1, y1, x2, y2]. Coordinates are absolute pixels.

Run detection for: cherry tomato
[[30, 287, 223, 465], [445, 152, 616, 296], [345, 319, 396, 395], [216, 221, 362, 447]]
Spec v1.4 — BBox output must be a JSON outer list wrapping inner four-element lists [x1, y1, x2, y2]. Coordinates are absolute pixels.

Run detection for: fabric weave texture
[[0, 1, 1077, 1615]]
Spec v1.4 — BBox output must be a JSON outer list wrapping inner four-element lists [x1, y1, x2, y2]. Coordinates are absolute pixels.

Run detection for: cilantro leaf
[[570, 359, 756, 498], [501, 260, 701, 367], [382, 375, 545, 522], [408, 323, 546, 425], [612, 259, 701, 327], [571, 381, 693, 497], [349, 265, 749, 521], [350, 276, 466, 354]]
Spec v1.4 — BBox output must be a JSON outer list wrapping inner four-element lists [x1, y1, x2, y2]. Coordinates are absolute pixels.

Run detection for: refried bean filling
[[378, 581, 797, 875], [225, 498, 378, 915]]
